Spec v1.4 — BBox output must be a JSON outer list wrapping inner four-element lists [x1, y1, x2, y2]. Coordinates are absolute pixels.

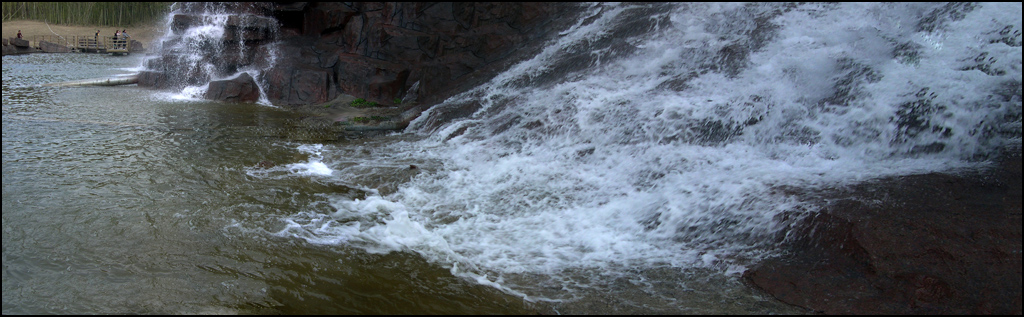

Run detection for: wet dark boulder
[[745, 151, 1022, 314], [205, 72, 261, 103]]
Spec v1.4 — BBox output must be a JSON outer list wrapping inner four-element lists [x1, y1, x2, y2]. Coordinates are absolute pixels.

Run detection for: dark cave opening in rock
[[274, 9, 304, 36]]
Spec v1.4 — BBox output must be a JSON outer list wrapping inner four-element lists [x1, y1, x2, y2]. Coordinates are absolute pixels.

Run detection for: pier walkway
[[15, 35, 135, 55]]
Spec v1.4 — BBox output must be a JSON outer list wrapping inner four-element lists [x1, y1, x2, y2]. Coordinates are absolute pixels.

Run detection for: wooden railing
[[19, 34, 133, 53], [73, 36, 103, 51], [103, 36, 131, 53]]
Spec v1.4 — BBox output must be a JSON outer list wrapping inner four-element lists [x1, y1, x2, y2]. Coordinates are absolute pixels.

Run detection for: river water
[[4, 2, 1021, 315], [0, 52, 798, 315], [1, 53, 534, 314]]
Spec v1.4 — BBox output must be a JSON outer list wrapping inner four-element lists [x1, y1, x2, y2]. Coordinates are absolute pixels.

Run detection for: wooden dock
[[104, 36, 131, 55], [24, 35, 134, 55]]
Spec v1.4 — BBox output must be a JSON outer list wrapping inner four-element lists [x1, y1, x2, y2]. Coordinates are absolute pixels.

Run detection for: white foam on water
[[176, 84, 209, 100], [286, 144, 334, 176], [272, 2, 1021, 298]]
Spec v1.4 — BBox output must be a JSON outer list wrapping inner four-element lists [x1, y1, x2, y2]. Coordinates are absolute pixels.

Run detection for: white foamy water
[[273, 2, 1021, 299], [244, 143, 336, 180], [286, 144, 334, 176]]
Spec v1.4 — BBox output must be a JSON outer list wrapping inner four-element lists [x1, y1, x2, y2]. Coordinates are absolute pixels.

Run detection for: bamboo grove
[[2, 2, 170, 27]]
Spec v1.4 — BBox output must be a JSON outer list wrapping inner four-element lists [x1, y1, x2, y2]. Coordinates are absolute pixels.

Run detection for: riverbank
[[2, 19, 165, 52]]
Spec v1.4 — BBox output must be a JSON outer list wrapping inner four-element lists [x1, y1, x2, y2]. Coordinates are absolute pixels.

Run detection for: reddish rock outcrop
[[745, 151, 1022, 314]]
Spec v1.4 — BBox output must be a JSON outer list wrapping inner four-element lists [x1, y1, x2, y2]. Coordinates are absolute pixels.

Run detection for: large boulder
[[204, 72, 261, 103], [6, 37, 36, 54], [10, 37, 30, 47], [38, 40, 70, 53]]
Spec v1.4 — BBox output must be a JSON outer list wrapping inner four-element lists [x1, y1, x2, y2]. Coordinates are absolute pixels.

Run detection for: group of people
[[113, 29, 130, 49], [92, 29, 130, 49]]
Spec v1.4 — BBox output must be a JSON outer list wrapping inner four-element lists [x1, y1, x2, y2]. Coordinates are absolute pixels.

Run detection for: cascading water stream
[[263, 2, 1020, 304], [141, 2, 279, 105]]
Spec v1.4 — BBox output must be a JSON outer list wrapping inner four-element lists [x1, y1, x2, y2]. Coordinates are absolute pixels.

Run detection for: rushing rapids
[[271, 1, 1021, 303]]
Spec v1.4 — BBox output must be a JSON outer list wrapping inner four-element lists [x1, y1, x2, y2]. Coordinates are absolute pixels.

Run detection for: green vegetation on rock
[[352, 116, 389, 123], [350, 98, 380, 108]]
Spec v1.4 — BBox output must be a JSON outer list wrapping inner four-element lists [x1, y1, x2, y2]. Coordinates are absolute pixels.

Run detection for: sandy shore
[[3, 19, 167, 50]]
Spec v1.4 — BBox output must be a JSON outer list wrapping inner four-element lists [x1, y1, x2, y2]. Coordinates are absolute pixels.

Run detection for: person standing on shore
[[17, 30, 22, 39]]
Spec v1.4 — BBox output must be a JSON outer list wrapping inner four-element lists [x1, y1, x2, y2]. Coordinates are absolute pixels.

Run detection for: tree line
[[2, 2, 170, 27]]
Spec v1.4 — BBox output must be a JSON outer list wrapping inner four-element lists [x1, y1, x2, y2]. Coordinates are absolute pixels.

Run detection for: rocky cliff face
[[139, 2, 575, 108], [264, 2, 572, 107]]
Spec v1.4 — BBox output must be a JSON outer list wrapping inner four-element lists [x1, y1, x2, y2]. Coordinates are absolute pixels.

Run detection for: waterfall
[[274, 2, 1021, 299], [141, 2, 279, 104]]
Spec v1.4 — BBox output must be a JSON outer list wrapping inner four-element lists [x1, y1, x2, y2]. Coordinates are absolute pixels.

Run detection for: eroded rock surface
[[745, 152, 1022, 314], [139, 2, 575, 112], [263, 2, 574, 107]]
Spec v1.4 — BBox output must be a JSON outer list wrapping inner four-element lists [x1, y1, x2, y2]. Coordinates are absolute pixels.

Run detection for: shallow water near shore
[[2, 53, 804, 314]]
